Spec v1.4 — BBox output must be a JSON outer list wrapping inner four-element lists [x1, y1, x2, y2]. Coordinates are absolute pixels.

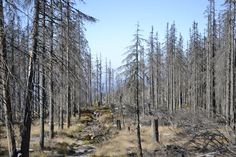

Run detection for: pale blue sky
[[79, 0, 224, 68]]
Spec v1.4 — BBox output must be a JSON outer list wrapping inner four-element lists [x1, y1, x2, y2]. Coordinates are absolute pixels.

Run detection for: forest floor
[[1, 106, 236, 156], [93, 110, 236, 157], [0, 106, 116, 157]]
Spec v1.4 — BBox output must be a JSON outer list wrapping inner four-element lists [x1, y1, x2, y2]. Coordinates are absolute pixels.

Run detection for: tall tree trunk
[[0, 1, 17, 156], [40, 0, 47, 150], [21, 0, 39, 156], [105, 58, 108, 105], [89, 53, 93, 106], [66, 0, 71, 128], [140, 48, 145, 115], [67, 85, 71, 128], [155, 38, 161, 109], [207, 0, 216, 118], [49, 0, 54, 139], [206, 37, 211, 117], [59, 0, 64, 130], [108, 61, 111, 106], [135, 26, 143, 157], [10, 16, 17, 121], [39, 63, 44, 150], [166, 23, 170, 111], [231, 1, 236, 134], [211, 0, 216, 117], [99, 54, 102, 106], [148, 27, 155, 112]]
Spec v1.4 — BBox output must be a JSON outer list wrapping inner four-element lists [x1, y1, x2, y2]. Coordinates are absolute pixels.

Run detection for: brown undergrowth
[[0, 105, 115, 157]]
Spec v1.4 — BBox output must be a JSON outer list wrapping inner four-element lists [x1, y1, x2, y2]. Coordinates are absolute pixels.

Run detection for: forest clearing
[[2, 0, 236, 157], [1, 105, 236, 157]]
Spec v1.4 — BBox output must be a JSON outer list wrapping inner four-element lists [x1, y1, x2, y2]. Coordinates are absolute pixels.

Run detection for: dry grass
[[1, 108, 232, 157], [159, 126, 187, 145], [93, 125, 183, 156], [94, 129, 136, 156], [0, 107, 189, 157], [97, 112, 113, 124], [29, 151, 48, 157], [0, 115, 84, 156], [0, 137, 8, 149]]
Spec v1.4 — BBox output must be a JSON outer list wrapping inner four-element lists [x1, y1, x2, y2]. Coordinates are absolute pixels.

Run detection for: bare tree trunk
[[207, 0, 216, 118], [206, 37, 211, 117], [3, 68, 17, 157], [0, 1, 17, 156], [142, 51, 145, 114], [151, 119, 159, 143], [105, 58, 108, 105], [231, 1, 236, 135], [166, 23, 170, 111], [116, 120, 121, 130], [119, 94, 125, 127], [172, 49, 176, 112], [108, 61, 111, 106], [10, 16, 17, 121], [40, 0, 47, 150], [59, 0, 64, 130], [66, 0, 71, 129], [96, 56, 99, 104], [48, 0, 54, 139], [211, 0, 217, 117], [149, 27, 155, 111], [21, 0, 39, 156], [155, 38, 161, 109], [67, 85, 71, 128], [99, 54, 102, 106], [135, 26, 143, 157], [89, 53, 92, 106], [39, 62, 44, 149], [59, 98, 64, 129]]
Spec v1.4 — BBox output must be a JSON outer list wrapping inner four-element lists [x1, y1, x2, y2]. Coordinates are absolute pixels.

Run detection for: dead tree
[[0, 0, 17, 156], [20, 0, 39, 156], [151, 119, 159, 143]]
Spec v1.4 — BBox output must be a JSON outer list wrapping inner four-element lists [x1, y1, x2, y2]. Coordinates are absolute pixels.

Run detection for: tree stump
[[116, 119, 121, 130], [148, 103, 151, 115], [151, 119, 159, 143]]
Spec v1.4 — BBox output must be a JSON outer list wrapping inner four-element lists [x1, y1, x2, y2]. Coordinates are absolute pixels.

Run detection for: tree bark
[[0, 1, 17, 156], [21, 0, 39, 156], [135, 25, 143, 157], [40, 0, 47, 150], [99, 54, 102, 106], [49, 0, 54, 139], [66, 0, 71, 129], [151, 119, 159, 143], [59, 0, 64, 130], [116, 120, 121, 130]]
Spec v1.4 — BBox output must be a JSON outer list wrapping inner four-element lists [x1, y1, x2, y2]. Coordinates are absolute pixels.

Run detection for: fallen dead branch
[[184, 129, 229, 153]]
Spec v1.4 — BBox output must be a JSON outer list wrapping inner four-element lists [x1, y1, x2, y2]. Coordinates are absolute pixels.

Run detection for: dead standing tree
[[0, 0, 17, 156], [119, 23, 144, 157]]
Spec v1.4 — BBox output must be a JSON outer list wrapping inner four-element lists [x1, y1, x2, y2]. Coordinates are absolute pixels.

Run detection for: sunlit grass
[[93, 125, 187, 156]]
